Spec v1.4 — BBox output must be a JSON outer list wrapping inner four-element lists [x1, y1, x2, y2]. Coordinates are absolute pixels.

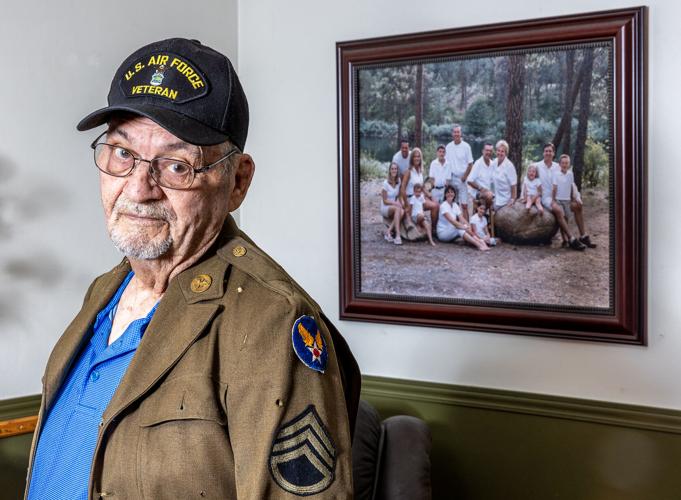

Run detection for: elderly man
[[467, 142, 495, 209], [26, 38, 359, 499], [445, 125, 474, 220]]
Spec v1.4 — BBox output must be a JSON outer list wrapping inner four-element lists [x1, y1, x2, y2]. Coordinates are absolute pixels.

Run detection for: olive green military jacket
[[26, 216, 359, 499]]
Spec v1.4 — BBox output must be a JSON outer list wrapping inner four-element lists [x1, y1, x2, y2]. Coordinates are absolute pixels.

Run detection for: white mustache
[[112, 196, 175, 221]]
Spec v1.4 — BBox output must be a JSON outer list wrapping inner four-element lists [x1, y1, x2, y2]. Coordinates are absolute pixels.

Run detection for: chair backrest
[[352, 400, 432, 500], [352, 400, 384, 500]]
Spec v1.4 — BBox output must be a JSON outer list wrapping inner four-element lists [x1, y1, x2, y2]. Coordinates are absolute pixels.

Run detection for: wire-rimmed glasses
[[91, 131, 239, 190]]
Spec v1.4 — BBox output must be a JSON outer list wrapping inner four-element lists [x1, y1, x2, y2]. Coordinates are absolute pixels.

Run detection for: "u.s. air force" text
[[126, 54, 205, 100]]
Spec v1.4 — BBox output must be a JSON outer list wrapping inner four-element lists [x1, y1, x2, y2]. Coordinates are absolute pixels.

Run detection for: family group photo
[[355, 43, 613, 310]]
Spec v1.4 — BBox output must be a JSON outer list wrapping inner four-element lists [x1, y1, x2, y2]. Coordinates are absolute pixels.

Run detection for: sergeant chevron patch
[[269, 405, 336, 496]]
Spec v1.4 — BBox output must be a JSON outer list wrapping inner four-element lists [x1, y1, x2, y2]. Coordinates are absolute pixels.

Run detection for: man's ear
[[227, 154, 255, 212]]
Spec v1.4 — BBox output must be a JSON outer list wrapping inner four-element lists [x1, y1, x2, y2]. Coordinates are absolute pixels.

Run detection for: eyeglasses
[[90, 131, 239, 190]]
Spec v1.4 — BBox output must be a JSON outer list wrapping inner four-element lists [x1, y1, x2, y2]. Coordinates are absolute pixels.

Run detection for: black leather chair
[[352, 400, 432, 500]]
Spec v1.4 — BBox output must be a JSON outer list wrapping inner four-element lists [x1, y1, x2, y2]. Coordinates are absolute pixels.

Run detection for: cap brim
[[77, 104, 229, 146]]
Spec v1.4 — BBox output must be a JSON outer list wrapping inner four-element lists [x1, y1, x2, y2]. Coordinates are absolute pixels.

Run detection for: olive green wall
[[3, 380, 681, 500], [0, 395, 40, 500], [362, 376, 681, 500]]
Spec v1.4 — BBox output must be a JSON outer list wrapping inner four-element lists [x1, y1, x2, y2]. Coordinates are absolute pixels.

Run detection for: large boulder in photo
[[383, 215, 428, 241], [493, 200, 559, 245]]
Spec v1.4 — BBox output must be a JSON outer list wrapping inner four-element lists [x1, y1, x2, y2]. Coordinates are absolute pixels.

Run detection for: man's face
[[437, 148, 445, 161], [400, 142, 409, 157], [560, 157, 570, 173], [483, 145, 493, 161], [99, 116, 234, 261], [543, 146, 555, 163], [452, 127, 462, 144]]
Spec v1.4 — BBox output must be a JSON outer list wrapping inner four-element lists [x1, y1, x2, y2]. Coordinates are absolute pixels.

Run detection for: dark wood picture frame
[[337, 7, 646, 344]]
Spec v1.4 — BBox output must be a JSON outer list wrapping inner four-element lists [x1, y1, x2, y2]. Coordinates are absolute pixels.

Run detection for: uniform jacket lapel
[[102, 218, 238, 423], [43, 261, 132, 411]]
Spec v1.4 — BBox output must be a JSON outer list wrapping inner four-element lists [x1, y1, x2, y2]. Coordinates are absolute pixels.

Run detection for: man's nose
[[124, 159, 163, 201]]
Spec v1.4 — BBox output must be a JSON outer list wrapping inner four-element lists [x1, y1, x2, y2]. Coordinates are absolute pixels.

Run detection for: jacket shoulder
[[218, 232, 361, 437], [217, 232, 320, 309]]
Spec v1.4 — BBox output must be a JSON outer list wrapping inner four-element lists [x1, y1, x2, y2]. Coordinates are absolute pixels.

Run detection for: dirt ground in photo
[[359, 179, 611, 308]]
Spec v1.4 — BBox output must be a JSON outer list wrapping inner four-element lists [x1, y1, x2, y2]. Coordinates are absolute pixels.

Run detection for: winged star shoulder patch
[[269, 405, 336, 496], [291, 315, 328, 373]]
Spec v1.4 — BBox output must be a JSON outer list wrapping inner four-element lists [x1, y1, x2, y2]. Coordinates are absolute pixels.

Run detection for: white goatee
[[107, 196, 175, 260]]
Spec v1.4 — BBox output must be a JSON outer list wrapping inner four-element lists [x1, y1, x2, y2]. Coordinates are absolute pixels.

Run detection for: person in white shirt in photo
[[536, 142, 577, 246], [552, 154, 597, 250], [436, 186, 489, 250], [467, 142, 495, 210], [521, 164, 544, 214], [469, 203, 497, 246], [380, 162, 405, 245], [400, 147, 439, 226], [536, 143, 595, 250], [428, 144, 451, 204], [410, 183, 436, 246], [392, 139, 411, 177], [445, 125, 474, 221], [491, 140, 517, 212], [536, 142, 560, 211]]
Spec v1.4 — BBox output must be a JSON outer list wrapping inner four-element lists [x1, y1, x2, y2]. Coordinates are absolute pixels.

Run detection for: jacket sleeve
[[223, 290, 354, 499]]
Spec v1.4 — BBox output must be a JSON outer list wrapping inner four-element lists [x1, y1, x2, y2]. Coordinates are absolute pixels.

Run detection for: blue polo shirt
[[28, 272, 158, 500]]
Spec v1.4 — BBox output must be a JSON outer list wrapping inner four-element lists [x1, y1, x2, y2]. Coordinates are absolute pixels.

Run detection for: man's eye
[[167, 162, 191, 175], [114, 147, 132, 161]]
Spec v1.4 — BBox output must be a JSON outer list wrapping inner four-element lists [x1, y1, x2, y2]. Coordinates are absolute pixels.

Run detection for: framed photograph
[[336, 7, 646, 344]]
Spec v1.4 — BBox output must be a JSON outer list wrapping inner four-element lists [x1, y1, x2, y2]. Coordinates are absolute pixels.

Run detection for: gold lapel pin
[[190, 274, 212, 293]]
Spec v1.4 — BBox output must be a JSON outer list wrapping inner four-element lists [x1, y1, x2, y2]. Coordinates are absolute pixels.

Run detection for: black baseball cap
[[77, 38, 249, 150]]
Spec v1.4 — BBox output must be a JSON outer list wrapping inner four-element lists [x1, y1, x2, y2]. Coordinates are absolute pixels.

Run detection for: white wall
[[0, 1, 239, 399], [3, 1, 678, 411], [238, 0, 681, 409]]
